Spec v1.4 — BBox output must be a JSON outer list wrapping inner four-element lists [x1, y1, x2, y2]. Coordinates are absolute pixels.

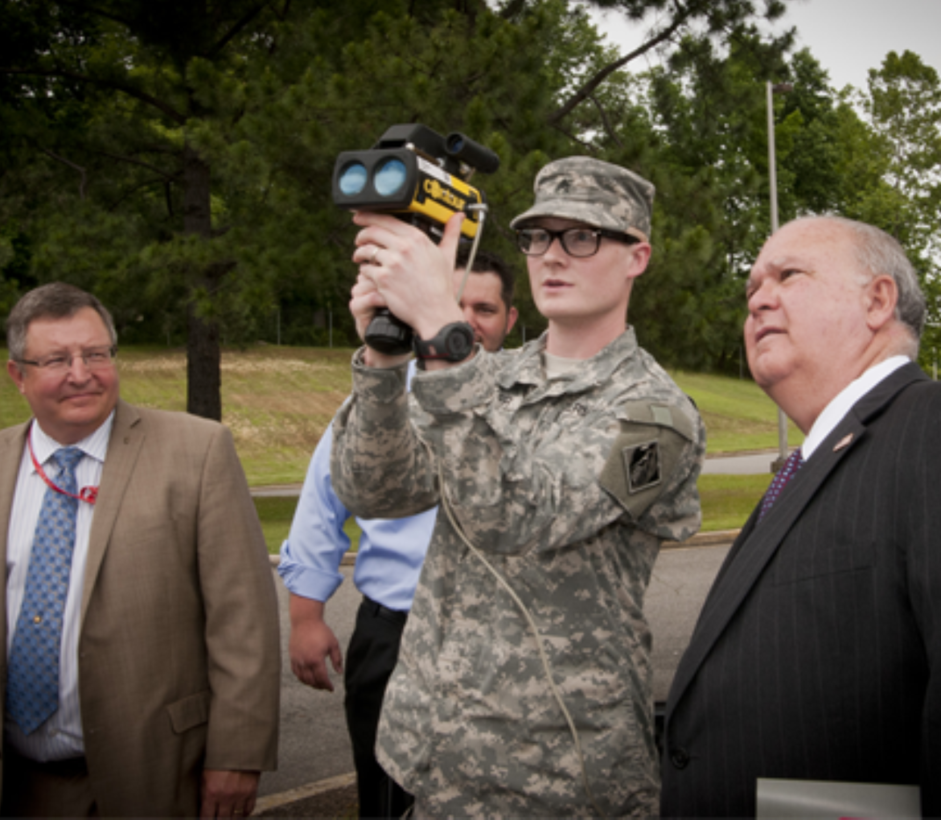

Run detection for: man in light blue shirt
[[279, 248, 516, 819]]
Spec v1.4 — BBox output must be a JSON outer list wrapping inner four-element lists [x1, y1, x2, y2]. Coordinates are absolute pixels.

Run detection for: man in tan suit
[[1, 283, 280, 817]]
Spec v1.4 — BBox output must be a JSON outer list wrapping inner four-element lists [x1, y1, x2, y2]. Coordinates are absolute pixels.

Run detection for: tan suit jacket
[[0, 399, 281, 816]]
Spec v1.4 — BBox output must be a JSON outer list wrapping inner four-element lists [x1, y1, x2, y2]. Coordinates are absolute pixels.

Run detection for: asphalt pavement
[[258, 564, 360, 802], [254, 542, 734, 813]]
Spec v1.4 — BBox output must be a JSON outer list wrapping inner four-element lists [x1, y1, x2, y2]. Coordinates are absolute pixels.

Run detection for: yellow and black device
[[332, 124, 499, 354], [333, 124, 498, 239]]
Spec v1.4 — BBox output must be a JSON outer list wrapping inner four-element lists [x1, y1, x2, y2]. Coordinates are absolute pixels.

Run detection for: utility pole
[[767, 80, 793, 472]]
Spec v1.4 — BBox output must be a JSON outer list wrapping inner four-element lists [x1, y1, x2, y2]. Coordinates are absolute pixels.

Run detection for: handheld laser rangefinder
[[332, 124, 499, 355]]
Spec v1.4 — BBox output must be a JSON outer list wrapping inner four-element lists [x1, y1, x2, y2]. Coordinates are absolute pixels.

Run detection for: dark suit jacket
[[0, 400, 281, 816], [662, 363, 941, 817]]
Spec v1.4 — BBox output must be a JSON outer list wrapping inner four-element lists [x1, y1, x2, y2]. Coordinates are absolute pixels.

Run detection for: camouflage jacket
[[331, 329, 705, 817]]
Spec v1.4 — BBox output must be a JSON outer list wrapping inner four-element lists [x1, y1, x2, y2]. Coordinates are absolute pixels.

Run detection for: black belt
[[362, 596, 409, 626], [8, 749, 88, 778]]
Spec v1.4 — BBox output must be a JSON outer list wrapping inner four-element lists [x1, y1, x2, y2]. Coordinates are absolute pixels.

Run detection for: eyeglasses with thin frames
[[515, 226, 639, 258], [17, 345, 117, 375]]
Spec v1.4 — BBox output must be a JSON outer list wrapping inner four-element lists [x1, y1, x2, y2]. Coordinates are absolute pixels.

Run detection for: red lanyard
[[27, 425, 99, 505]]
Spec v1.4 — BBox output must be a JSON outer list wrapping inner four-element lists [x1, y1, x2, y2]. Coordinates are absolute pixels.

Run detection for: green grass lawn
[[671, 370, 803, 454], [696, 474, 768, 532], [1, 344, 357, 486], [2, 345, 802, 484], [255, 497, 300, 556], [256, 496, 362, 555]]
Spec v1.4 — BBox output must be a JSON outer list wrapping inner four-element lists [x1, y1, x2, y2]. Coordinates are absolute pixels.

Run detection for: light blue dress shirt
[[278, 361, 436, 612]]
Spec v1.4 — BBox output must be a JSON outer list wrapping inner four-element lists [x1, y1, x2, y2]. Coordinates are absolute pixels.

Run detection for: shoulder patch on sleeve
[[600, 400, 694, 520]]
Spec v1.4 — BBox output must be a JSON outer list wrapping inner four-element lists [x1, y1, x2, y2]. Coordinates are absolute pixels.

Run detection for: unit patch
[[624, 440, 661, 494]]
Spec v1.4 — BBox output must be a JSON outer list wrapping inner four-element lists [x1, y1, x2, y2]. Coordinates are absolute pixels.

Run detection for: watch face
[[414, 322, 475, 361], [445, 325, 474, 360]]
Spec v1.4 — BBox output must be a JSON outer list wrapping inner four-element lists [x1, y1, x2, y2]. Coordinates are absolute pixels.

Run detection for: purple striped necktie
[[758, 449, 804, 522]]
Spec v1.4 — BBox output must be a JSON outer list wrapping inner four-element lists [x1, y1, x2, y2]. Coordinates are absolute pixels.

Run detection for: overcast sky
[[589, 0, 941, 93]]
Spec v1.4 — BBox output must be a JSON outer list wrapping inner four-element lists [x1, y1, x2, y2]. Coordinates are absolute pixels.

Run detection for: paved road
[[256, 540, 733, 804], [259, 564, 360, 799], [700, 451, 781, 475], [646, 542, 732, 700]]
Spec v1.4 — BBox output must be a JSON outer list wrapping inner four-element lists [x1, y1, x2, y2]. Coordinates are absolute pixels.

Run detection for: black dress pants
[[0, 746, 97, 817], [345, 596, 413, 820]]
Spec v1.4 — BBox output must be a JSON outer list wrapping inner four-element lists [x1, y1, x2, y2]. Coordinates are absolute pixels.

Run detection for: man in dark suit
[[1, 283, 281, 817], [662, 216, 941, 817]]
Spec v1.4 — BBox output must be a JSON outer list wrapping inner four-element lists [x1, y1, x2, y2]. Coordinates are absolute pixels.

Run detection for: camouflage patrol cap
[[510, 156, 655, 243]]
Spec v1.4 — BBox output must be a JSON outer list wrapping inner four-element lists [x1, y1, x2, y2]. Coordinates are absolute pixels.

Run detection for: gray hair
[[802, 216, 926, 343], [6, 282, 117, 363]]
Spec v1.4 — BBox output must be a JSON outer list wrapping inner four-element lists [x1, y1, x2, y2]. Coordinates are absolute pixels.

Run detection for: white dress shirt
[[5, 414, 113, 761], [801, 356, 910, 461]]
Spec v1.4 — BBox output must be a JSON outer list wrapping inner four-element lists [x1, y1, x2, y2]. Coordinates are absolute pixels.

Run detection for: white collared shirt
[[801, 356, 910, 461], [5, 414, 114, 761]]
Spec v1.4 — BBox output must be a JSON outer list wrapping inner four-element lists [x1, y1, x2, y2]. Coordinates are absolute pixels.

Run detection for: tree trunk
[[183, 143, 222, 420]]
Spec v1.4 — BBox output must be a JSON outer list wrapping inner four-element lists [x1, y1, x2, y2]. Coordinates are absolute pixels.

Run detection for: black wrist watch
[[412, 322, 475, 362]]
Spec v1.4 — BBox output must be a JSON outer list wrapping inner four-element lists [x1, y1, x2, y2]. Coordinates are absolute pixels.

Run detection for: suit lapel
[[669, 363, 928, 711], [0, 423, 30, 663], [81, 400, 144, 624], [0, 423, 29, 549]]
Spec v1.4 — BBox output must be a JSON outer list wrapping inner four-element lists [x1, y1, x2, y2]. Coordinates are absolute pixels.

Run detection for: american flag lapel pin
[[833, 433, 854, 452]]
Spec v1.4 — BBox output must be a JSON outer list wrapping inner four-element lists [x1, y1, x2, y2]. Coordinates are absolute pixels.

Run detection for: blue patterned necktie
[[6, 446, 84, 735], [758, 448, 804, 523]]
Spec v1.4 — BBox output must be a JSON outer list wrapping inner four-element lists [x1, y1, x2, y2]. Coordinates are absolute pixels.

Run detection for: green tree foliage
[[22, 0, 933, 395], [1, 0, 584, 396], [1, 0, 302, 417], [857, 51, 941, 364], [1, 0, 799, 394], [812, 51, 941, 368], [863, 51, 941, 243], [627, 40, 935, 376], [631, 37, 814, 371], [215, 0, 581, 348]]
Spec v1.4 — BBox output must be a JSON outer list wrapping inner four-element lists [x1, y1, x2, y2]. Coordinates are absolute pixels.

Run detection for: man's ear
[[7, 359, 26, 395], [626, 243, 652, 280], [505, 306, 519, 336], [865, 274, 898, 332]]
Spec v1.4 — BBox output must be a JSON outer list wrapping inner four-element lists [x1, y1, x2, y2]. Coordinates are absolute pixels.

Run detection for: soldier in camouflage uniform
[[333, 156, 706, 816]]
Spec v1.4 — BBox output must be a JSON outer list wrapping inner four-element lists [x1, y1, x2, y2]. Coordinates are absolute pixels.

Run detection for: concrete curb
[[672, 528, 741, 548], [252, 484, 303, 497], [255, 772, 356, 814]]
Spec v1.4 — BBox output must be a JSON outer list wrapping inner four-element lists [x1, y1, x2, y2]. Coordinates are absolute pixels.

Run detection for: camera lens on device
[[375, 159, 408, 197], [338, 162, 368, 195]]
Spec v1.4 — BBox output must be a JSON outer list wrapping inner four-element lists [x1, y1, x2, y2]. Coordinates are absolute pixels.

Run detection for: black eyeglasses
[[515, 226, 638, 258]]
